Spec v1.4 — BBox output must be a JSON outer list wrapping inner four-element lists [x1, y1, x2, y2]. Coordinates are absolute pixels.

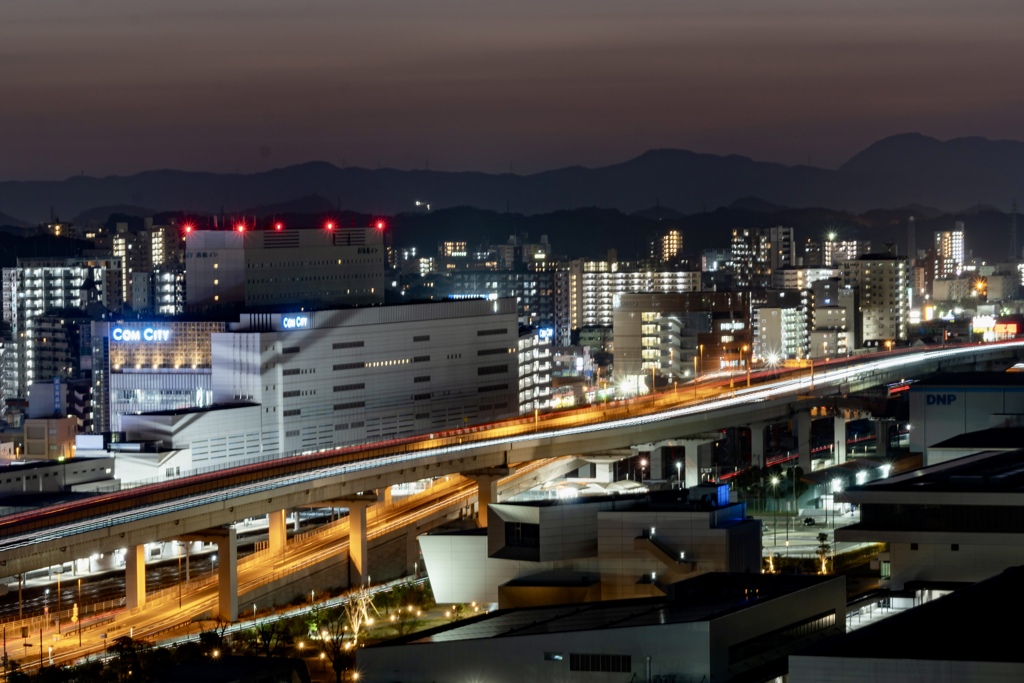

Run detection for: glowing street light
[[770, 476, 780, 547]]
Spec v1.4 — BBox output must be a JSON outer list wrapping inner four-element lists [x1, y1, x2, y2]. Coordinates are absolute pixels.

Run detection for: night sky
[[3, 0, 1022, 180]]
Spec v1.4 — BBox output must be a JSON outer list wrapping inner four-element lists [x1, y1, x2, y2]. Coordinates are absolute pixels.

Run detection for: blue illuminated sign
[[282, 315, 310, 330], [111, 327, 171, 342]]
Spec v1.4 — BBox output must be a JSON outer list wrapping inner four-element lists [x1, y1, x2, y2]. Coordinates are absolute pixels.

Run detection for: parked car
[[803, 517, 816, 527]]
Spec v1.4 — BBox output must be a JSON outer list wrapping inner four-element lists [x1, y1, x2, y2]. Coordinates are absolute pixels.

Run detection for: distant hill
[[3, 134, 1024, 224], [72, 204, 157, 226], [0, 210, 29, 228]]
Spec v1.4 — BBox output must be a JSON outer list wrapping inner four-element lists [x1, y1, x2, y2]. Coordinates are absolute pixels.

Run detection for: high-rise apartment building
[[810, 279, 857, 357], [111, 220, 184, 309], [934, 225, 965, 278], [730, 226, 796, 288], [553, 261, 701, 345], [824, 239, 871, 267], [3, 257, 124, 397], [771, 266, 837, 291], [753, 306, 806, 362], [659, 230, 683, 263], [613, 291, 750, 386], [840, 254, 908, 345]]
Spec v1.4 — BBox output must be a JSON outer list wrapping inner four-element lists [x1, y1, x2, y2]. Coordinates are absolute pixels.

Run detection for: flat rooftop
[[846, 449, 1024, 495], [911, 372, 1024, 388], [932, 428, 1024, 450], [798, 565, 1024, 663], [374, 573, 835, 647]]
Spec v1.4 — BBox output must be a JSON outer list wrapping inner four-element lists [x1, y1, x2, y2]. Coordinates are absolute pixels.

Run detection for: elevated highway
[[0, 341, 1019, 578]]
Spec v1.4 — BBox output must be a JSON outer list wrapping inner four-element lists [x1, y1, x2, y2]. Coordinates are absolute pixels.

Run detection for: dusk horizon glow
[[3, 0, 1023, 180]]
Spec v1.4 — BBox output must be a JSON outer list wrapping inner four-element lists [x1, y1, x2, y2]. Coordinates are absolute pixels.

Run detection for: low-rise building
[[837, 449, 1024, 592], [790, 566, 1024, 683], [359, 572, 845, 683], [422, 486, 761, 606]]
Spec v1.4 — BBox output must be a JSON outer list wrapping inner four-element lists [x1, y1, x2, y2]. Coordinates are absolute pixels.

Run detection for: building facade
[[840, 254, 908, 344], [4, 257, 124, 398], [613, 292, 751, 386], [185, 226, 385, 310]]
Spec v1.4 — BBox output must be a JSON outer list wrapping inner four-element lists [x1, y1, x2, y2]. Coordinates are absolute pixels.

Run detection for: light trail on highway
[[0, 341, 1020, 553]]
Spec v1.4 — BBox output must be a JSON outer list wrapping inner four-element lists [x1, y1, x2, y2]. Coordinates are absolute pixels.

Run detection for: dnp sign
[[926, 394, 958, 406], [111, 327, 171, 342], [282, 315, 310, 330]]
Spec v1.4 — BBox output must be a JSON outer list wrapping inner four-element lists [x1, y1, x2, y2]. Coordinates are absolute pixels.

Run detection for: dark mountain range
[[2, 134, 1024, 224], [72, 204, 157, 226]]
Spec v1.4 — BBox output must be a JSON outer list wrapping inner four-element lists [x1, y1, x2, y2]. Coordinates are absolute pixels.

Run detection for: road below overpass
[[7, 458, 569, 670], [0, 341, 1020, 580]]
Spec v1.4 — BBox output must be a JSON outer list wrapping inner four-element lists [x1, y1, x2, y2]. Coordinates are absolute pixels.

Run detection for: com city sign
[[282, 315, 310, 330], [111, 327, 172, 342]]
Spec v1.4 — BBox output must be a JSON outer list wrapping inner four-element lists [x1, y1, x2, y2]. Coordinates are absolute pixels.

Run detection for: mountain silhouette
[[1, 134, 1023, 223]]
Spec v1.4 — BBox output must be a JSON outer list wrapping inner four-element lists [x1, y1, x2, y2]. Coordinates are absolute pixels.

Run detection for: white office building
[[96, 299, 519, 469]]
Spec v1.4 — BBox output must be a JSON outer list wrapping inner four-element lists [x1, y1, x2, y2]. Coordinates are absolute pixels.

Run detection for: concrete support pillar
[[833, 416, 847, 465], [125, 545, 146, 610], [749, 421, 771, 469], [474, 476, 500, 528], [465, 467, 511, 529], [794, 411, 813, 472], [215, 528, 238, 622], [647, 447, 664, 480], [679, 439, 714, 487], [383, 485, 393, 506], [347, 501, 370, 586], [595, 462, 614, 483], [876, 419, 895, 458], [268, 509, 287, 556]]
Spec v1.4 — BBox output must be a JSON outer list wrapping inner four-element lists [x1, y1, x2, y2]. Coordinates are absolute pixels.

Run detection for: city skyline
[[3, 0, 1024, 179]]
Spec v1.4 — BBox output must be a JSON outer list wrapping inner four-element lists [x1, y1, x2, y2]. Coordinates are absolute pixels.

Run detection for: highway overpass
[[0, 341, 1019, 584]]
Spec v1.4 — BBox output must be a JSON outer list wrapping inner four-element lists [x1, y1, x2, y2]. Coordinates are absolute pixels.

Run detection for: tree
[[196, 619, 231, 658], [251, 618, 294, 658], [107, 636, 149, 683], [816, 532, 832, 574], [310, 586, 379, 683]]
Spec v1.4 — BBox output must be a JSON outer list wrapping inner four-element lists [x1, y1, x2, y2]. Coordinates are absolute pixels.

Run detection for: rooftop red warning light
[[375, 220, 385, 230], [235, 223, 246, 233], [275, 222, 283, 231], [183, 224, 194, 234], [325, 221, 335, 231]]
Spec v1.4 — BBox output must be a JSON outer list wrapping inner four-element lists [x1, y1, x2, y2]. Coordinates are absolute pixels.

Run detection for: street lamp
[[743, 344, 751, 387], [770, 476, 780, 548], [831, 478, 843, 529], [639, 458, 647, 484], [77, 578, 82, 647], [675, 461, 682, 489], [177, 543, 183, 609]]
